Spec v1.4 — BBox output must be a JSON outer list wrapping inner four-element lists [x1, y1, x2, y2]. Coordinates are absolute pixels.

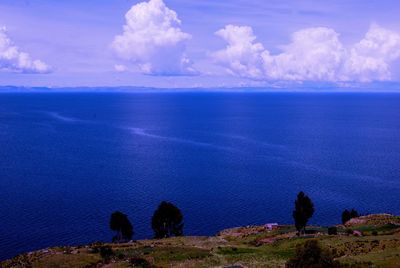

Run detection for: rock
[[353, 230, 363, 236]]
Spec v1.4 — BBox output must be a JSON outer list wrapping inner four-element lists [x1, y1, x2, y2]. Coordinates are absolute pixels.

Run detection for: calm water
[[0, 92, 399, 259]]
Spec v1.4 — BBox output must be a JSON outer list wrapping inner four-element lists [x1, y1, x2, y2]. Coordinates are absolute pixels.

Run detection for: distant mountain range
[[1, 81, 400, 93]]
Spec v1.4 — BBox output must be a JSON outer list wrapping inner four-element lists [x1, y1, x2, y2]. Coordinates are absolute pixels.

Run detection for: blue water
[[0, 92, 399, 259]]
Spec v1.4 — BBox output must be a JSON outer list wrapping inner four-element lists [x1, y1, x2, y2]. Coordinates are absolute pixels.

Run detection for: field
[[2, 214, 400, 268]]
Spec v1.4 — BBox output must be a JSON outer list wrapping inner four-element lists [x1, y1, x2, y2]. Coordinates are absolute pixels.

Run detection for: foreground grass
[[2, 214, 400, 268]]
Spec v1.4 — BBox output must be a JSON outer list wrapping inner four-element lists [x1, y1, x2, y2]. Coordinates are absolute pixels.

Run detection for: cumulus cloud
[[213, 24, 400, 82], [262, 27, 345, 81], [111, 0, 195, 75], [0, 27, 51, 74], [343, 24, 400, 82], [213, 25, 265, 78]]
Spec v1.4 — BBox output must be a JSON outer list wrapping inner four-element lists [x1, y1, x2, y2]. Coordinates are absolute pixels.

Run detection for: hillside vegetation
[[2, 214, 400, 268]]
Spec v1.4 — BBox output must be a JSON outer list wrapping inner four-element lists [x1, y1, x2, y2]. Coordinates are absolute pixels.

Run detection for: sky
[[0, 0, 400, 88]]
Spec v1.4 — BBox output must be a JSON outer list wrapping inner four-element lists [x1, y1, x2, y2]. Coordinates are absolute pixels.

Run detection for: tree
[[342, 209, 359, 224], [286, 240, 341, 268], [109, 211, 133, 242], [341, 209, 351, 224], [293, 191, 315, 235], [151, 201, 184, 238], [350, 209, 359, 219]]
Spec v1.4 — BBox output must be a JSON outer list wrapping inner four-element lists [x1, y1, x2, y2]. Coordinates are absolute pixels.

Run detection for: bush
[[99, 246, 114, 262], [286, 240, 342, 268], [130, 257, 152, 268], [328, 227, 337, 235]]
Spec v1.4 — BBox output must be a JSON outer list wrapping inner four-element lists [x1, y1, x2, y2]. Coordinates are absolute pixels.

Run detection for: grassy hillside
[[2, 214, 400, 268]]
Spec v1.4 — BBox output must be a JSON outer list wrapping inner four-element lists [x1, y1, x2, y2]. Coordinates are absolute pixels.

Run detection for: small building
[[264, 223, 278, 230]]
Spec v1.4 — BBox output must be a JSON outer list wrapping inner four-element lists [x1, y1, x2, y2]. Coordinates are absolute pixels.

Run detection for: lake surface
[[0, 92, 399, 259]]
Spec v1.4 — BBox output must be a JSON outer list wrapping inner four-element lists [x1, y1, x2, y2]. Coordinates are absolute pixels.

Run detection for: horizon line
[[1, 84, 400, 93]]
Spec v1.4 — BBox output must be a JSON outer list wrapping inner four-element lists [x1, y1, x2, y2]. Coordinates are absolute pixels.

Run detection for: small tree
[[286, 240, 341, 268], [341, 209, 351, 224], [350, 209, 359, 219], [110, 211, 133, 242], [293, 191, 315, 235], [151, 201, 184, 238], [342, 209, 359, 224]]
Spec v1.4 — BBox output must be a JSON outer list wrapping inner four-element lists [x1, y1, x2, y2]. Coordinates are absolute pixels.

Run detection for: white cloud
[[0, 27, 51, 74], [342, 24, 400, 82], [114, 64, 127, 72], [212, 25, 264, 78], [213, 24, 400, 82], [262, 27, 345, 81], [111, 0, 195, 75]]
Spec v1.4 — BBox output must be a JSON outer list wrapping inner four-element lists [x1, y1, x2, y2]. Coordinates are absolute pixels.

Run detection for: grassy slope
[[2, 214, 400, 268]]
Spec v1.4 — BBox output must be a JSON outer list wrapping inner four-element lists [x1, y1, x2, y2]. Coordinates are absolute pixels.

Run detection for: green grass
[[149, 246, 211, 262], [353, 223, 400, 235], [2, 214, 400, 268]]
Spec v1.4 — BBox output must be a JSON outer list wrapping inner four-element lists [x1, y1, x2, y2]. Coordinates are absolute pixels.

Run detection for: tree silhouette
[[151, 201, 184, 238], [286, 240, 341, 268], [342, 209, 351, 224], [342, 209, 359, 224], [109, 211, 133, 242], [341, 209, 351, 224], [293, 191, 315, 235], [350, 209, 359, 219]]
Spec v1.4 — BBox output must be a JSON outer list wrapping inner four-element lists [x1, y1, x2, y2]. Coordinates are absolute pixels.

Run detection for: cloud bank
[[111, 0, 195, 75], [213, 24, 400, 82], [0, 27, 51, 74]]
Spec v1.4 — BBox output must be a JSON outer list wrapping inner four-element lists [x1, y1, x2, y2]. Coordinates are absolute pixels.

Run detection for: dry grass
[[2, 214, 400, 268]]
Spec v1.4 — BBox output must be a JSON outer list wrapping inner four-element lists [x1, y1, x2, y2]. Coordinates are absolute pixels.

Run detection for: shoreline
[[2, 213, 400, 267]]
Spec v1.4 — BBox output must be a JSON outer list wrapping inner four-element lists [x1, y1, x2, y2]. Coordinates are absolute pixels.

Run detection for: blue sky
[[0, 0, 400, 88]]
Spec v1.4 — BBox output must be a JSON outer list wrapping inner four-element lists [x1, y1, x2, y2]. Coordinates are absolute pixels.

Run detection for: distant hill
[[2, 81, 400, 93]]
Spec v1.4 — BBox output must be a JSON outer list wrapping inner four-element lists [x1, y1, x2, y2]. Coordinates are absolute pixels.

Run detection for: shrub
[[99, 246, 114, 262], [286, 240, 342, 268], [328, 227, 337, 235], [130, 257, 152, 268]]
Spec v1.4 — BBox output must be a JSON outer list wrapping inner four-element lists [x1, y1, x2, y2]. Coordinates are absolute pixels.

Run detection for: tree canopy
[[109, 211, 134, 242], [151, 201, 184, 239], [293, 191, 315, 234], [342, 209, 359, 224]]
